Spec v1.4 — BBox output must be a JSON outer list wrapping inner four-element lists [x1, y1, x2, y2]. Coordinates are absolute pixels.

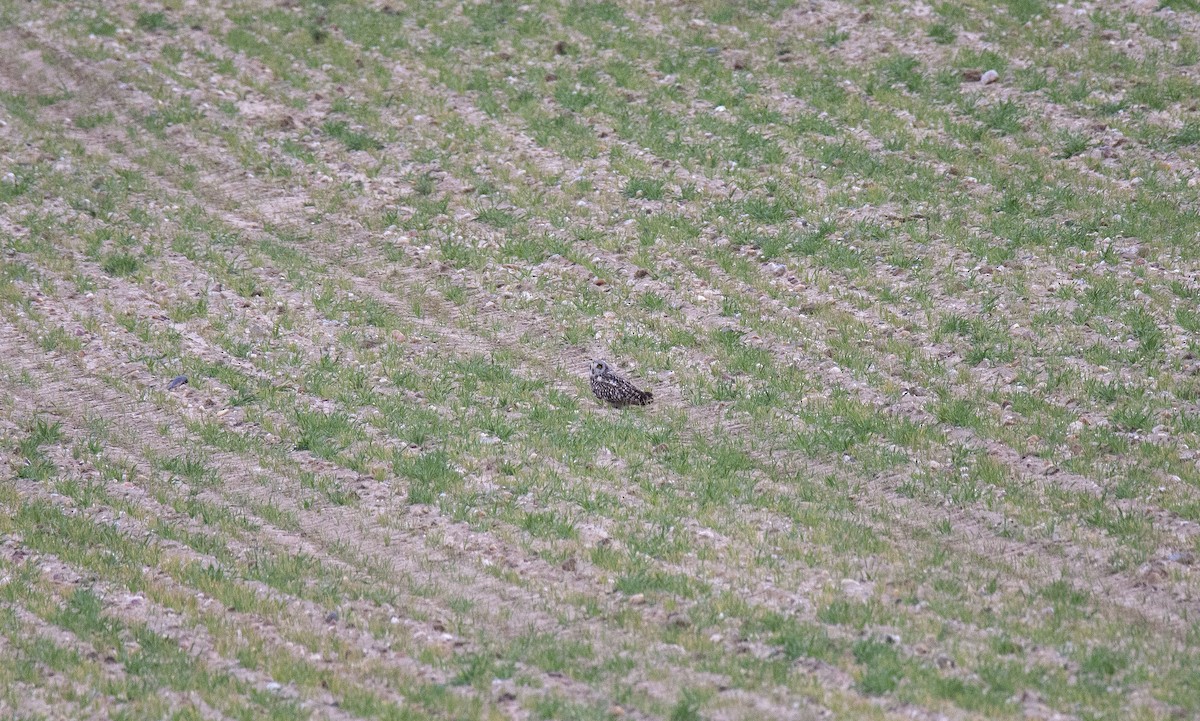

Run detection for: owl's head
[[591, 360, 611, 377]]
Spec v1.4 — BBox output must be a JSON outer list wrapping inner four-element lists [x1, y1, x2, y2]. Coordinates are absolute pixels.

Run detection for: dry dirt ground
[[1, 0, 1199, 719]]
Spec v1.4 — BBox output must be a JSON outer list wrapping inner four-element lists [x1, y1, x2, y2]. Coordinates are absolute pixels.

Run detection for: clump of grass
[[323, 119, 383, 151], [623, 177, 666, 200], [398, 450, 461, 504], [853, 639, 904, 695], [414, 172, 437, 195], [17, 418, 63, 481], [101, 252, 141, 277], [1111, 404, 1154, 432], [1058, 131, 1090, 158], [1171, 122, 1200, 147], [293, 410, 360, 460], [135, 11, 168, 32], [979, 99, 1024, 135], [824, 30, 850, 47], [75, 112, 115, 129], [1005, 0, 1048, 22], [876, 55, 925, 93], [934, 395, 981, 428], [929, 23, 957, 44], [669, 688, 708, 721], [474, 207, 517, 228], [156, 452, 219, 488]]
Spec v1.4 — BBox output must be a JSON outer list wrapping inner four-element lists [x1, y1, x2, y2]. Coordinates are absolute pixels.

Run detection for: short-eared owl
[[590, 360, 653, 406]]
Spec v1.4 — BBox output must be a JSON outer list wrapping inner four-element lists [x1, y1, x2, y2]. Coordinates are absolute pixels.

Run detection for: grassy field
[[1, 0, 1199, 718]]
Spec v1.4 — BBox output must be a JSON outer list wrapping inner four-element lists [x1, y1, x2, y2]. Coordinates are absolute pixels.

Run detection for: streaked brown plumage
[[590, 360, 653, 406]]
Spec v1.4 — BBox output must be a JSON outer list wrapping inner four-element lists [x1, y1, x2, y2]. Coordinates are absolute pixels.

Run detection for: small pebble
[[324, 610, 339, 624], [167, 375, 188, 390], [981, 69, 1000, 85]]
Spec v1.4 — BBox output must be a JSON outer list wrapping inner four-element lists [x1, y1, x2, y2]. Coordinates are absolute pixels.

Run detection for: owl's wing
[[593, 374, 626, 396]]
